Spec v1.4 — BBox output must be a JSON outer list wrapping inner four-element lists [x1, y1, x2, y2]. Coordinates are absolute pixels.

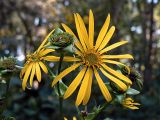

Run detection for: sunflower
[[122, 97, 140, 110], [51, 10, 133, 106], [20, 29, 60, 90]]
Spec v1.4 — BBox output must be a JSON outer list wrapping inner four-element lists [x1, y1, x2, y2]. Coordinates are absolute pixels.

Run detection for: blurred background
[[0, 0, 160, 120]]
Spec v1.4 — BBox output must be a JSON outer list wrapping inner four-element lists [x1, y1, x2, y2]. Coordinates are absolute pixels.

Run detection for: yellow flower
[[52, 10, 133, 106], [20, 29, 60, 90], [122, 97, 140, 110]]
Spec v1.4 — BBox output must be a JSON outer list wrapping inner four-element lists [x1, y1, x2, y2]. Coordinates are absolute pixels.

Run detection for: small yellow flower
[[122, 97, 140, 110], [20, 29, 59, 90], [52, 10, 133, 106]]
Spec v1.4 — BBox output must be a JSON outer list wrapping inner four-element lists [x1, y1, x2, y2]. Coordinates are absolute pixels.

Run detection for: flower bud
[[0, 57, 16, 70], [48, 28, 74, 49]]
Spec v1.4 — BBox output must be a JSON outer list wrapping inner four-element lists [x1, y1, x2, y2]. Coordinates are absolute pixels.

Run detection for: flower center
[[82, 50, 101, 67], [26, 52, 40, 62]]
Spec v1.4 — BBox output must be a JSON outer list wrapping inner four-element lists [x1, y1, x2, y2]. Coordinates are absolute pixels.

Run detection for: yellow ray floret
[[122, 97, 140, 110]]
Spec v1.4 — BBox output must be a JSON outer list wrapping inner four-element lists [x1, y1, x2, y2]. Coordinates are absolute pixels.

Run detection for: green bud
[[118, 65, 143, 90], [0, 57, 16, 70], [48, 28, 74, 49]]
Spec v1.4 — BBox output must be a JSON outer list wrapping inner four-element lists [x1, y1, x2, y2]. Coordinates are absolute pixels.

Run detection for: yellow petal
[[64, 117, 68, 120], [101, 64, 132, 84], [95, 14, 110, 50], [98, 26, 115, 51], [88, 10, 94, 48], [39, 61, 48, 74], [76, 68, 90, 106], [30, 63, 36, 87], [73, 117, 77, 120], [52, 63, 81, 86], [61, 23, 84, 52], [74, 14, 87, 51], [75, 49, 83, 56], [64, 67, 87, 99], [43, 56, 60, 61], [39, 49, 55, 57], [102, 60, 130, 74], [101, 54, 134, 59], [76, 13, 88, 43], [125, 105, 139, 110], [82, 68, 93, 105], [22, 63, 33, 90], [93, 68, 112, 102], [35, 62, 41, 82], [20, 63, 29, 79], [63, 56, 81, 62], [99, 67, 127, 91], [99, 41, 128, 54], [37, 29, 55, 51]]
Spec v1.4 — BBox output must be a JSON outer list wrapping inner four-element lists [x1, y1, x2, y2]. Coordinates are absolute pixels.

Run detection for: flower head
[[122, 97, 140, 110], [20, 29, 59, 90], [52, 10, 133, 106]]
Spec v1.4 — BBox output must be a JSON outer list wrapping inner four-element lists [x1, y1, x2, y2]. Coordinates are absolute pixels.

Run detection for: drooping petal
[[37, 29, 55, 51], [76, 68, 90, 106], [39, 49, 55, 57], [35, 62, 41, 82], [74, 14, 87, 51], [20, 63, 29, 79], [99, 41, 128, 54], [39, 61, 48, 74], [99, 67, 127, 91], [43, 56, 60, 61], [102, 59, 130, 73], [52, 63, 81, 86], [93, 68, 112, 102], [98, 26, 115, 51], [63, 56, 81, 62], [95, 14, 110, 50], [82, 68, 93, 105], [22, 63, 33, 90], [30, 63, 36, 87], [101, 64, 132, 84], [61, 23, 84, 52], [101, 54, 134, 59], [88, 10, 94, 48], [64, 67, 87, 99]]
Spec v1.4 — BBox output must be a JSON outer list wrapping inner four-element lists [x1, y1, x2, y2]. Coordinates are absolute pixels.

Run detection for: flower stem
[[91, 102, 109, 120], [57, 52, 64, 116]]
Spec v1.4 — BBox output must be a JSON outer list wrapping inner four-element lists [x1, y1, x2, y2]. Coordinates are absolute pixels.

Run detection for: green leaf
[[85, 113, 96, 120], [115, 94, 125, 103], [54, 81, 68, 96], [126, 88, 140, 95], [136, 78, 143, 90]]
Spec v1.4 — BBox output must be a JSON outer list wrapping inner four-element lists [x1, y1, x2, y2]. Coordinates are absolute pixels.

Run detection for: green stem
[[57, 52, 64, 116], [91, 102, 109, 120]]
